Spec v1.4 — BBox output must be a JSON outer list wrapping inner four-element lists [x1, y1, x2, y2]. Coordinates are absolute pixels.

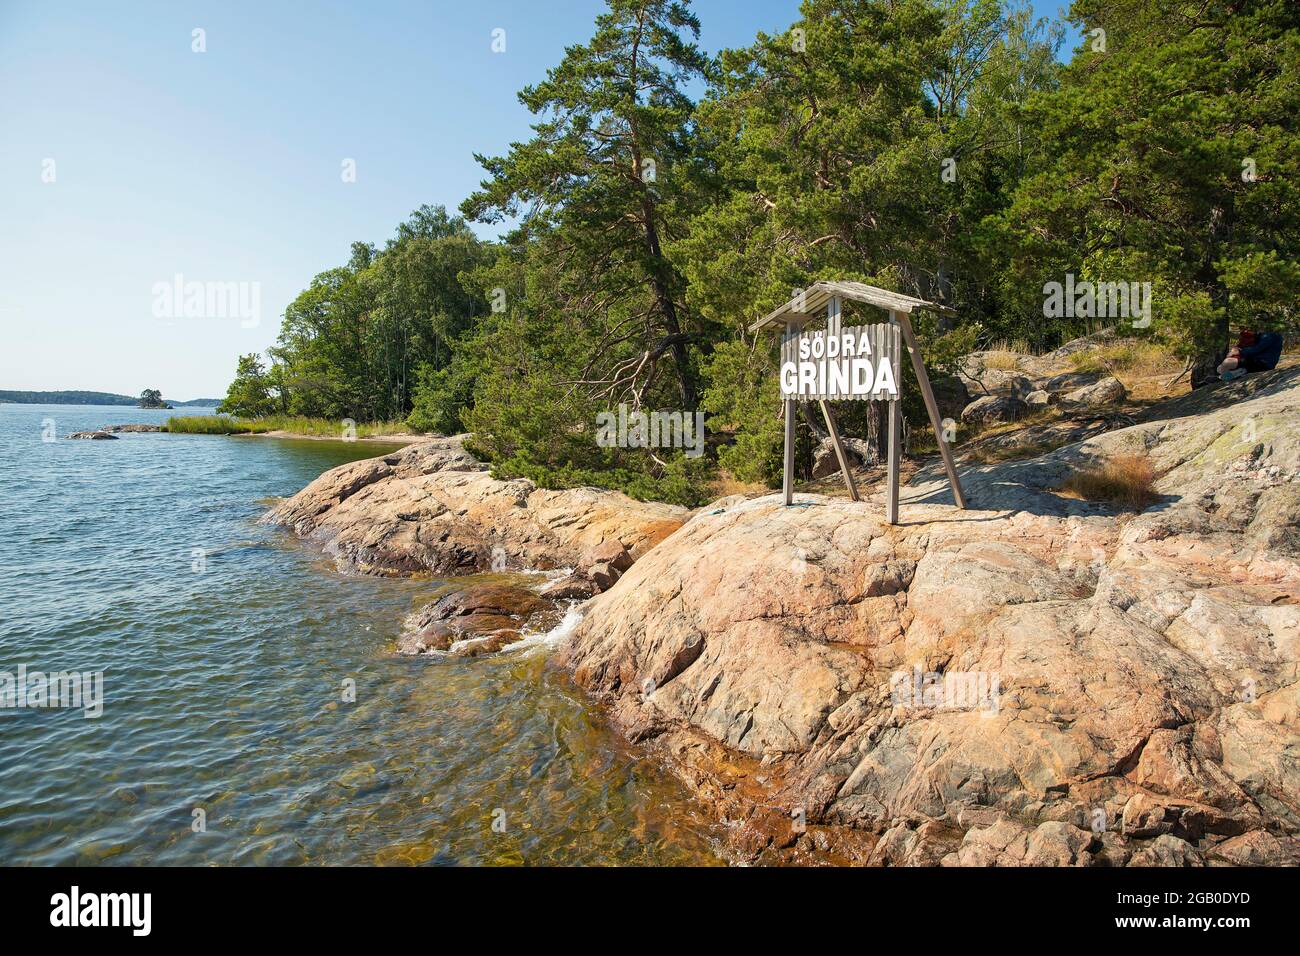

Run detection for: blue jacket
[[1239, 332, 1284, 372]]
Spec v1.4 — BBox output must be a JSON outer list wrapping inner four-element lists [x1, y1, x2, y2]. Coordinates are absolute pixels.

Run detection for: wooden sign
[[779, 316, 901, 402], [750, 280, 968, 524]]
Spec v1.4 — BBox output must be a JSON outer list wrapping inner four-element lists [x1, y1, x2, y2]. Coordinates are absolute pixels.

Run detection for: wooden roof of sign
[[749, 280, 954, 334]]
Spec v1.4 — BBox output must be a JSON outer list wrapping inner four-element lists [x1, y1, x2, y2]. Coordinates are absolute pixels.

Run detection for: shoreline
[[262, 367, 1300, 867], [232, 429, 424, 445]]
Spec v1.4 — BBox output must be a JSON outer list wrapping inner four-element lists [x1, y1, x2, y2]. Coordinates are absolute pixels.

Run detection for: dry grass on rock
[[1061, 453, 1158, 510]]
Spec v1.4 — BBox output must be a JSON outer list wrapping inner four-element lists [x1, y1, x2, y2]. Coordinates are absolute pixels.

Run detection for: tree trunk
[[640, 201, 695, 410], [1191, 203, 1233, 389], [625, 10, 695, 412], [861, 402, 889, 464], [1190, 315, 1230, 389]]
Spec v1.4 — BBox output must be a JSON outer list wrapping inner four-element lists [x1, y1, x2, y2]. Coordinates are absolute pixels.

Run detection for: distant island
[[136, 388, 171, 409], [0, 390, 221, 407]]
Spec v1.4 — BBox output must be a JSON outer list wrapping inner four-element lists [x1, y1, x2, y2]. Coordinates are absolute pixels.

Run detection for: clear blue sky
[[0, 0, 1075, 400]]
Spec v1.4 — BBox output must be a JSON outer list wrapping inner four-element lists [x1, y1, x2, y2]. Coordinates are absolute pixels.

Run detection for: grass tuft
[[1069, 341, 1177, 376], [981, 350, 1025, 371], [1061, 453, 1158, 510], [164, 415, 256, 434], [986, 338, 1033, 356]]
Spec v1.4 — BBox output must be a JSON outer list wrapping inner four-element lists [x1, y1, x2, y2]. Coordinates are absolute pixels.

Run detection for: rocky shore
[[559, 367, 1300, 865], [264, 435, 686, 576], [266, 368, 1300, 866], [263, 436, 682, 656]]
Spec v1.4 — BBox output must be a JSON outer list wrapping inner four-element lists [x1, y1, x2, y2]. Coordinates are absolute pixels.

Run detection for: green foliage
[[455, 0, 721, 499], [463, 0, 712, 247], [992, 0, 1300, 372], [216, 354, 276, 417], [216, 0, 1298, 504], [1067, 339, 1176, 375], [699, 338, 784, 486], [914, 314, 980, 377], [234, 205, 493, 425], [670, 0, 1063, 482], [497, 455, 713, 508]]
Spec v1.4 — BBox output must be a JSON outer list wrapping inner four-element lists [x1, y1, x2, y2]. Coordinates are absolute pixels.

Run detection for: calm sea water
[[0, 404, 721, 865]]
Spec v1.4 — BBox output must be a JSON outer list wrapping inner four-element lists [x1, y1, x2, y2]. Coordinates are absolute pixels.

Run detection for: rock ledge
[[557, 367, 1300, 865]]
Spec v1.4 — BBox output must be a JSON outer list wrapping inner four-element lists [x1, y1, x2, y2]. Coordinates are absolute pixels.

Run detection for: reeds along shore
[[164, 415, 411, 438]]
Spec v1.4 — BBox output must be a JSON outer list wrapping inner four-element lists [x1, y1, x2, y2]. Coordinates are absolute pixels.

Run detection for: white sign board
[[779, 318, 901, 401]]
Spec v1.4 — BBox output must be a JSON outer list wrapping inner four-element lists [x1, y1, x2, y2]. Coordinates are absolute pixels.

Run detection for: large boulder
[[264, 435, 688, 575], [957, 352, 1032, 395], [1007, 375, 1037, 400], [1061, 376, 1127, 409], [1040, 330, 1116, 363], [67, 431, 118, 440], [557, 365, 1300, 865], [941, 820, 1099, 867], [1041, 371, 1104, 394], [811, 435, 867, 479], [929, 375, 971, 422], [540, 539, 636, 600], [961, 394, 1028, 425]]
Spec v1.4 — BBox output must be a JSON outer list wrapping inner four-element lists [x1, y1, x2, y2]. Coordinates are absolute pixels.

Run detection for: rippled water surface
[[0, 405, 722, 865]]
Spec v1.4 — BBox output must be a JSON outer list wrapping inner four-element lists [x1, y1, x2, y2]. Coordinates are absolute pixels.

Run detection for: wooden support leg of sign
[[817, 400, 860, 501], [781, 321, 802, 506], [893, 310, 968, 509], [783, 397, 796, 505], [886, 398, 900, 523]]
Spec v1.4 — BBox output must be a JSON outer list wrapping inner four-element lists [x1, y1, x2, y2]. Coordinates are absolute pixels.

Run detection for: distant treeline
[[0, 390, 221, 407]]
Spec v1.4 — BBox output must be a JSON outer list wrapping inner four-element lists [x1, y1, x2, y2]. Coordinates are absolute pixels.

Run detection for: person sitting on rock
[[1219, 328, 1283, 381]]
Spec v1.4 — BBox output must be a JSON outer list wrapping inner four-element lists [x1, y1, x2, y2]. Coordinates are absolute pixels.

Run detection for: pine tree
[[462, 0, 713, 410], [996, 0, 1300, 384]]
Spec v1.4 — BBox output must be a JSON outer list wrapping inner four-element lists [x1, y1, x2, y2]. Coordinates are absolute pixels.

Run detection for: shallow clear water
[[0, 404, 722, 865]]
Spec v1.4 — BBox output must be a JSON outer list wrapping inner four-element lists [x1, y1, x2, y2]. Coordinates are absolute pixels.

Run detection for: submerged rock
[[67, 431, 118, 440], [99, 424, 162, 433], [557, 366, 1300, 865], [398, 583, 558, 657]]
